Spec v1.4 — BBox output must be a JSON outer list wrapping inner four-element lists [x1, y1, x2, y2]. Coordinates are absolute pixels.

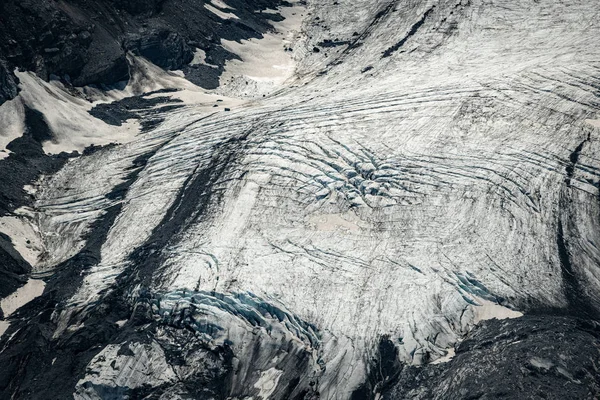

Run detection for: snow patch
[[254, 368, 283, 399], [430, 347, 456, 364], [0, 96, 25, 158], [190, 48, 208, 66], [212, 0, 234, 10], [205, 3, 239, 20], [308, 213, 361, 232], [473, 298, 523, 325], [218, 3, 306, 98], [0, 215, 44, 266], [1, 278, 46, 339], [15, 71, 139, 155], [585, 119, 600, 128], [0, 321, 9, 337]]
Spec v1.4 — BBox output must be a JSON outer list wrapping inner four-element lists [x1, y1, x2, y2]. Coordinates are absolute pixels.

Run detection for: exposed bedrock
[[109, 0, 166, 16], [124, 30, 194, 71], [0, 0, 291, 105], [0, 62, 18, 105], [382, 316, 600, 400], [0, 232, 30, 301]]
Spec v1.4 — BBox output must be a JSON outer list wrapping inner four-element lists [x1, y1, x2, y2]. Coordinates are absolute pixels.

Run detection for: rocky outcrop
[[0, 0, 289, 105], [0, 0, 115, 99], [382, 316, 600, 400], [110, 0, 166, 16], [124, 29, 193, 71], [0, 62, 18, 105], [0, 233, 30, 301]]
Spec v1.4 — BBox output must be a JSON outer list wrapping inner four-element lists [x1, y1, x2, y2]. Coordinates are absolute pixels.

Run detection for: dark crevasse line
[[565, 134, 589, 186], [318, 39, 352, 49], [154, 290, 320, 348], [556, 219, 586, 314], [122, 290, 321, 399], [122, 130, 251, 289], [557, 213, 599, 319], [0, 147, 160, 400], [556, 134, 599, 319], [0, 127, 250, 399], [348, 0, 401, 53], [381, 6, 436, 58], [319, 0, 399, 73]]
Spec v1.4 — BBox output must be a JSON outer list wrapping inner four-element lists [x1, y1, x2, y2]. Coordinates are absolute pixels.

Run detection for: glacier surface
[[0, 0, 600, 399]]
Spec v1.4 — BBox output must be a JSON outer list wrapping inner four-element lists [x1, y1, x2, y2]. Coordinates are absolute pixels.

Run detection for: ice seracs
[[1, 0, 600, 398]]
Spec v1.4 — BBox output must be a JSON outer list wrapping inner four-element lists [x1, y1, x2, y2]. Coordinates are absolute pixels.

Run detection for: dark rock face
[[382, 316, 600, 400], [0, 233, 30, 301], [70, 40, 129, 87], [89, 89, 184, 131], [351, 336, 402, 399], [125, 29, 194, 71], [0, 0, 116, 93], [0, 0, 289, 105], [0, 105, 72, 305], [0, 62, 18, 104], [110, 0, 166, 16], [0, 105, 71, 217]]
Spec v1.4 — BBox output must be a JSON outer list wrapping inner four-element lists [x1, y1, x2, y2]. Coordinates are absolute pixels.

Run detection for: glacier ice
[[0, 0, 600, 398]]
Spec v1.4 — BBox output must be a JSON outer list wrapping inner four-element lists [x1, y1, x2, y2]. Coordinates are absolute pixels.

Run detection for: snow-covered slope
[[1, 0, 600, 399]]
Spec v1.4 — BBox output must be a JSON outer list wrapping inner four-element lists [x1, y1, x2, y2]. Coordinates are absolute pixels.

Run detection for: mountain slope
[[0, 0, 600, 399]]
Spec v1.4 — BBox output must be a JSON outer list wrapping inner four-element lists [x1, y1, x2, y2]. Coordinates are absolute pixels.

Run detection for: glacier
[[0, 0, 600, 399]]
